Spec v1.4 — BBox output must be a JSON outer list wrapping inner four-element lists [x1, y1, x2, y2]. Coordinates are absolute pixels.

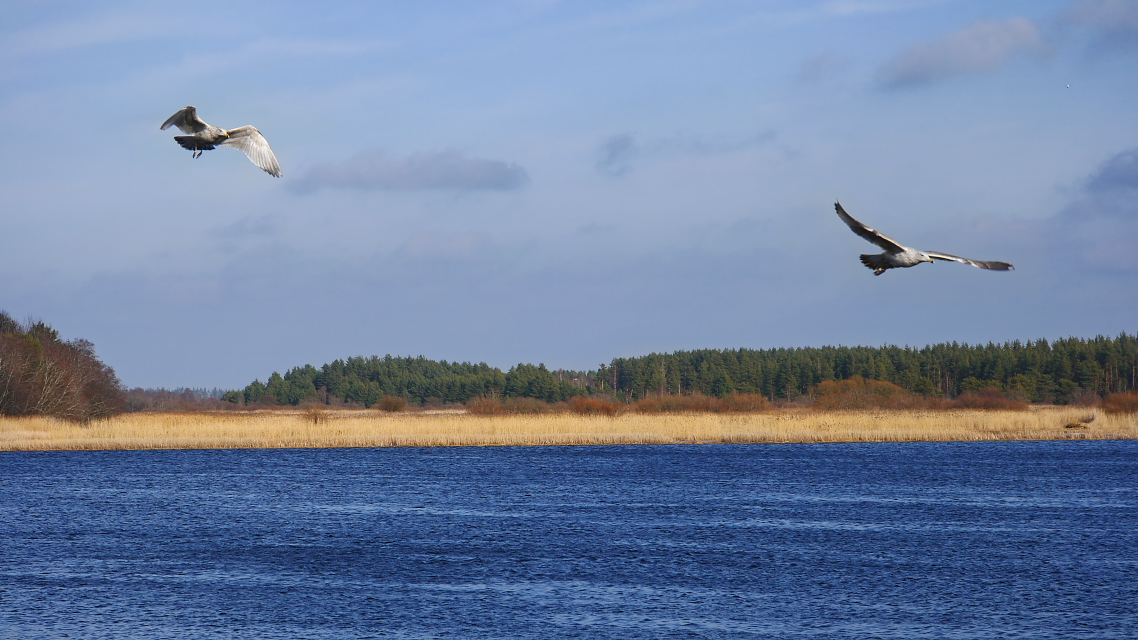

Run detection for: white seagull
[[161, 106, 281, 177], [835, 202, 1014, 276]]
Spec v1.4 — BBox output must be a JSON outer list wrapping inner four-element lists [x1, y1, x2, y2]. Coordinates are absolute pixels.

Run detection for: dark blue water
[[2, 441, 1136, 639]]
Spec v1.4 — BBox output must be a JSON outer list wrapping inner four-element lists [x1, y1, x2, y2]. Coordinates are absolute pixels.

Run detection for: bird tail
[[174, 136, 215, 152], [859, 254, 891, 272]]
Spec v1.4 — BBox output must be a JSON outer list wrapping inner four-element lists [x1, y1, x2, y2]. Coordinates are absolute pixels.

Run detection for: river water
[[2, 441, 1136, 639]]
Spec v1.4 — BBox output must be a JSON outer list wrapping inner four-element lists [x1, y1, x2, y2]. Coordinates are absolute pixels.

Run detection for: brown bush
[[812, 376, 927, 410], [953, 387, 1029, 411], [571, 397, 619, 416], [635, 393, 715, 413], [717, 392, 770, 413], [465, 397, 561, 415], [632, 392, 771, 414], [376, 396, 407, 412], [665, 393, 715, 412], [504, 397, 560, 414], [1102, 391, 1138, 415], [301, 405, 329, 424], [465, 397, 504, 415], [634, 397, 663, 413]]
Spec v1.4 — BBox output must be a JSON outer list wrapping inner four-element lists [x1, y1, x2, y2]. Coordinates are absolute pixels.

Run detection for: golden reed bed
[[1, 406, 1135, 451]]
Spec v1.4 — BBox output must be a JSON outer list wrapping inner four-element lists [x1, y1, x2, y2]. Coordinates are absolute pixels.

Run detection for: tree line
[[0, 313, 124, 421], [228, 356, 588, 408], [604, 335, 1138, 403], [4, 310, 1130, 419], [231, 334, 1137, 408]]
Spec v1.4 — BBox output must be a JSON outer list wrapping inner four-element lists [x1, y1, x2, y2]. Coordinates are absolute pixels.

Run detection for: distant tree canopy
[[0, 312, 125, 421], [234, 355, 587, 408], [236, 334, 1137, 408], [603, 335, 1138, 404]]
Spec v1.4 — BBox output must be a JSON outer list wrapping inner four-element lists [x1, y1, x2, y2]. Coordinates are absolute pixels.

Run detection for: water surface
[[2, 441, 1136, 638]]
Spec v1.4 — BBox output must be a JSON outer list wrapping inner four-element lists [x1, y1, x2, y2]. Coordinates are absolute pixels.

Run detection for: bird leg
[[874, 268, 886, 276]]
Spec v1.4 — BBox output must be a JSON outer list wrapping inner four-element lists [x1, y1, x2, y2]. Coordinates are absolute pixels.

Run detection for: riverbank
[[2, 406, 1134, 451]]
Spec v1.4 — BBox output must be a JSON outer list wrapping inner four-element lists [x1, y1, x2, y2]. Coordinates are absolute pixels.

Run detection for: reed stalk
[[1, 406, 1133, 452]]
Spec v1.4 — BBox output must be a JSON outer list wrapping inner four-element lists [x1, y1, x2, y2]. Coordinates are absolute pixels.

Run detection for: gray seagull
[[161, 106, 281, 177], [835, 202, 1013, 276]]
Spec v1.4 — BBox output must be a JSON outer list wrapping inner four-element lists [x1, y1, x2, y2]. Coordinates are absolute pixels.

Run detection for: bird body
[[161, 106, 281, 177], [834, 202, 1013, 275], [859, 246, 933, 273]]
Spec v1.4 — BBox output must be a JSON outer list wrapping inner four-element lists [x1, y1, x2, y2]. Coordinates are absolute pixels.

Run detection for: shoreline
[[2, 406, 1134, 452]]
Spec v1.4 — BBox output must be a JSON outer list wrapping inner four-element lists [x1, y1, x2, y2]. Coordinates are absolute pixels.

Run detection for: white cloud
[[818, 0, 950, 18], [877, 17, 1044, 88], [1, 12, 173, 58]]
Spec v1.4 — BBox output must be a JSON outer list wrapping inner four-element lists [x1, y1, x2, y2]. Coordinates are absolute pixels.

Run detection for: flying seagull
[[160, 106, 281, 177], [834, 202, 1013, 276]]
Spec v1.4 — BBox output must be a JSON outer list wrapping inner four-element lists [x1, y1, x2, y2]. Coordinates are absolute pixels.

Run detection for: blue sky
[[2, 0, 1136, 389]]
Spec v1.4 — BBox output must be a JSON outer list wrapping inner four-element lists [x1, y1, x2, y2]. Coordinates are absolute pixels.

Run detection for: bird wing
[[834, 202, 906, 252], [160, 106, 209, 134], [220, 126, 282, 177], [925, 251, 1014, 271]]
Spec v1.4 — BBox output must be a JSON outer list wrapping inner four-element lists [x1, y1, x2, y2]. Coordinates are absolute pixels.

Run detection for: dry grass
[[2, 406, 1136, 452]]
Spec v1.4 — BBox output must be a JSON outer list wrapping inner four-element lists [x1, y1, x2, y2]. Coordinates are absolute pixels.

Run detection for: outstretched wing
[[925, 251, 1014, 271], [834, 202, 906, 252], [161, 106, 208, 134], [220, 126, 282, 177]]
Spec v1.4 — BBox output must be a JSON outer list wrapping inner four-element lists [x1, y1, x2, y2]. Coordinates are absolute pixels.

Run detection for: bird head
[[918, 252, 935, 264]]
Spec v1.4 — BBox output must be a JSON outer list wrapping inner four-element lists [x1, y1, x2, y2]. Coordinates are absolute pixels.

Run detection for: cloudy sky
[[2, 0, 1136, 389]]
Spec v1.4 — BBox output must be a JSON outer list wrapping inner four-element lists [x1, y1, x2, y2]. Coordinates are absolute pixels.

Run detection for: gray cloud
[[209, 214, 281, 240], [397, 231, 494, 261], [1062, 0, 1138, 47], [596, 134, 638, 177], [793, 49, 850, 85], [1085, 149, 1138, 194], [877, 17, 1044, 88], [293, 150, 530, 193], [1048, 147, 1138, 272], [595, 131, 775, 177], [661, 131, 777, 155]]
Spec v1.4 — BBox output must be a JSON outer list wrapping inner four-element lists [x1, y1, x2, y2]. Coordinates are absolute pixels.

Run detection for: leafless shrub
[[635, 393, 700, 413], [812, 376, 929, 410], [1102, 391, 1138, 415], [465, 396, 564, 415], [571, 397, 619, 416], [465, 397, 505, 415], [1067, 387, 1102, 407], [953, 387, 1029, 411], [505, 397, 559, 414], [377, 396, 407, 412], [717, 392, 770, 413], [0, 314, 125, 422], [302, 405, 330, 425]]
